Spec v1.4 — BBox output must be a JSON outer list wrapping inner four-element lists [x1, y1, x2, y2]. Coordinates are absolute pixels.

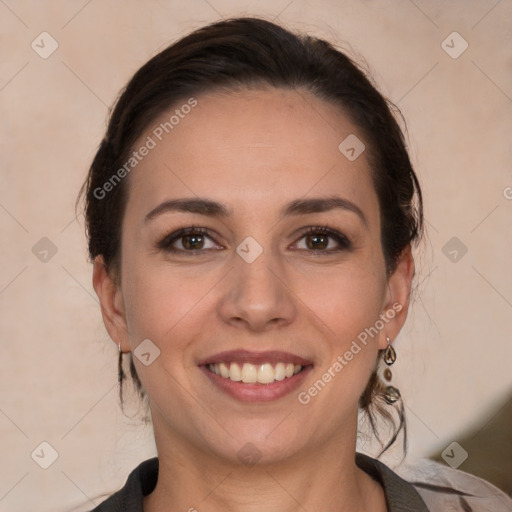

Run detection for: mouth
[[206, 361, 304, 384], [198, 350, 313, 402]]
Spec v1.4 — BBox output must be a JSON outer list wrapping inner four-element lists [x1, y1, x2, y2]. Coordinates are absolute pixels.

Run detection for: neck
[[143, 419, 387, 512]]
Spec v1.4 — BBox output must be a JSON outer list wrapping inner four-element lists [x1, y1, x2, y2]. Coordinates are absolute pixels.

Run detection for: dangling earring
[[382, 336, 401, 404]]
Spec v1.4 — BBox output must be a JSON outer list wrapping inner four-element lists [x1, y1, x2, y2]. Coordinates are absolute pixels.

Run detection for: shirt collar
[[96, 454, 429, 511]]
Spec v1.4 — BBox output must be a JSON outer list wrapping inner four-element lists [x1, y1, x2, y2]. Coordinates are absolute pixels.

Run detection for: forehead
[[124, 87, 378, 222]]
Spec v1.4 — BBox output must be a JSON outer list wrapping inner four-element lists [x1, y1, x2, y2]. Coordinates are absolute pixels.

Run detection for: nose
[[217, 247, 297, 332]]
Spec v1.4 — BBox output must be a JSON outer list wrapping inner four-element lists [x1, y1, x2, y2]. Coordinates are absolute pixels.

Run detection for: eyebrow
[[145, 198, 230, 222], [144, 196, 367, 226], [283, 197, 367, 226]]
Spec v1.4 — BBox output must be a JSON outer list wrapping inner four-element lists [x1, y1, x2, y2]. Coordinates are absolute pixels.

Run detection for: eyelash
[[157, 225, 353, 256], [293, 226, 352, 254]]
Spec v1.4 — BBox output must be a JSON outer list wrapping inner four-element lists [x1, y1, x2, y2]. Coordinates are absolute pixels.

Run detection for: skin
[[93, 87, 415, 512]]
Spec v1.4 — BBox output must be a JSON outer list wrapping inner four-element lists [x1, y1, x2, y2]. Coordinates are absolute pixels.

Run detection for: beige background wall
[[1, 1, 511, 510]]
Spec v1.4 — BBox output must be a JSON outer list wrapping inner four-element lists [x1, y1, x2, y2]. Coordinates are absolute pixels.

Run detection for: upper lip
[[199, 350, 314, 367]]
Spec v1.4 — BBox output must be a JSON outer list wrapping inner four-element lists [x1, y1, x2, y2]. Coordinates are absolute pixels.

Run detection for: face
[[95, 87, 413, 466]]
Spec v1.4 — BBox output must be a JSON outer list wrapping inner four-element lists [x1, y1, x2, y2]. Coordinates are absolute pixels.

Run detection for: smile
[[199, 350, 313, 402], [207, 362, 303, 384]]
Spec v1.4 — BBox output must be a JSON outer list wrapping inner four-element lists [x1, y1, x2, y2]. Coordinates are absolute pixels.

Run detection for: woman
[[79, 17, 511, 512]]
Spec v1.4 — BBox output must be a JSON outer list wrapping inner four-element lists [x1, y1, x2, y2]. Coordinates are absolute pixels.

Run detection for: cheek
[[122, 263, 210, 343], [295, 253, 387, 329], [120, 266, 213, 396], [293, 258, 387, 384], [301, 289, 385, 411]]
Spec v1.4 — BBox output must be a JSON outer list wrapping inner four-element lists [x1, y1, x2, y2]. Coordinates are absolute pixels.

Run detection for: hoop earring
[[382, 336, 401, 404]]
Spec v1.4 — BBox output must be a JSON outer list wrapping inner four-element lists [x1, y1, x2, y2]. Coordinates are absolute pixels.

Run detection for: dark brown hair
[[79, 17, 423, 455]]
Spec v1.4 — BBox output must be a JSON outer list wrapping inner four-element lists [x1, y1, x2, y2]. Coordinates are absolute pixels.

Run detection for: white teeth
[[241, 363, 257, 383], [209, 361, 304, 384], [274, 362, 286, 381], [219, 362, 230, 378], [229, 362, 242, 381], [257, 363, 275, 384]]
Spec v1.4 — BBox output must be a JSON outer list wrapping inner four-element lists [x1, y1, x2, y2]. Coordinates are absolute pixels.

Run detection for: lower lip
[[200, 365, 313, 402]]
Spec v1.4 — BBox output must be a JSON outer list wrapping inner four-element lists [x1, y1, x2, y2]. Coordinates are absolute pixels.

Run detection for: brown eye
[[294, 226, 352, 253], [157, 227, 221, 253], [305, 233, 329, 250], [181, 234, 206, 250]]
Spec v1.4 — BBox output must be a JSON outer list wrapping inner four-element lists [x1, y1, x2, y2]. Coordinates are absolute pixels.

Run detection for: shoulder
[[89, 457, 159, 512], [356, 453, 430, 511], [395, 458, 512, 512]]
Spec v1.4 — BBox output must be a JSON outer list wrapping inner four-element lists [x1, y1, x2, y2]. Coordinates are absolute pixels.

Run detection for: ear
[[378, 244, 415, 349], [92, 256, 131, 353]]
